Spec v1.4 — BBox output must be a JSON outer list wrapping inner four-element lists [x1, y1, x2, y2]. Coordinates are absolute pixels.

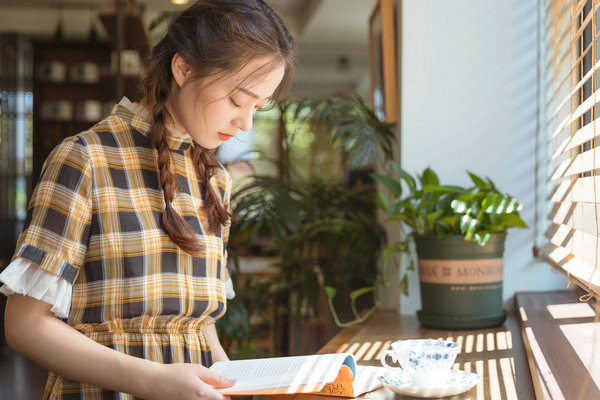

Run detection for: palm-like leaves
[[294, 95, 395, 168]]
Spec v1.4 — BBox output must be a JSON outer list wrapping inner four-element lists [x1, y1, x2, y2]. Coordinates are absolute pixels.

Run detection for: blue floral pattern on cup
[[406, 340, 455, 371], [380, 339, 460, 387]]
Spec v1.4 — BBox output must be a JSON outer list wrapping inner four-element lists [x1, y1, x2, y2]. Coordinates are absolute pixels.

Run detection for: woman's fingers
[[148, 362, 237, 400], [196, 367, 237, 388]]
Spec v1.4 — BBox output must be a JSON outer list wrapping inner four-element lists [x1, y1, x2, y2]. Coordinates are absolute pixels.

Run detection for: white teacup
[[380, 339, 459, 387]]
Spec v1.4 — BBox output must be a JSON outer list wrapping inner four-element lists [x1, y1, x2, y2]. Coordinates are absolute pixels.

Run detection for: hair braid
[[148, 61, 205, 255], [191, 145, 232, 233]]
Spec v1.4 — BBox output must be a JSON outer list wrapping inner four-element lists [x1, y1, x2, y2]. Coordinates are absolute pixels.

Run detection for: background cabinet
[[32, 40, 142, 184]]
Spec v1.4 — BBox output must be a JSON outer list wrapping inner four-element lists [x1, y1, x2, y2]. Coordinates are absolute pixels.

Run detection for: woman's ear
[[171, 52, 191, 87]]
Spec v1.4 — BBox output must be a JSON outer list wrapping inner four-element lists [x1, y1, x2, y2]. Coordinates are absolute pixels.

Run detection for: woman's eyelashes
[[230, 97, 267, 111]]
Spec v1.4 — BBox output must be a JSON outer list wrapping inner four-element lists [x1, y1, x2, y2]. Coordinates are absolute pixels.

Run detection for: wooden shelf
[[31, 39, 141, 183], [36, 75, 140, 86], [100, 13, 149, 58]]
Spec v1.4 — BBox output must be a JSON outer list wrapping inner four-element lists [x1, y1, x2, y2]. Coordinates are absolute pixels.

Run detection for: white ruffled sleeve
[[223, 250, 236, 300], [225, 276, 236, 300], [0, 257, 72, 319]]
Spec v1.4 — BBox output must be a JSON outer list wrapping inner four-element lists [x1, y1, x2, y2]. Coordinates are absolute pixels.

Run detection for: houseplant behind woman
[[373, 164, 528, 329]]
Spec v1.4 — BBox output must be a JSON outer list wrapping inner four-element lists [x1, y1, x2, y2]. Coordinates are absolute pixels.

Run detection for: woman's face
[[169, 55, 286, 149]]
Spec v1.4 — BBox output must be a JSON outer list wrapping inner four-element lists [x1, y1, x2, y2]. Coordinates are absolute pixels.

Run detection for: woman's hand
[[5, 294, 236, 399], [147, 362, 236, 400]]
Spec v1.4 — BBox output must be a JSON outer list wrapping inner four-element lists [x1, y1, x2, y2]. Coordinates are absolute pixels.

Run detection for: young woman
[[0, 1, 294, 399]]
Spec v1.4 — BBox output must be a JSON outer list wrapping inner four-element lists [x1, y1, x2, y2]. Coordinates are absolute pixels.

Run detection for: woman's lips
[[218, 132, 234, 141]]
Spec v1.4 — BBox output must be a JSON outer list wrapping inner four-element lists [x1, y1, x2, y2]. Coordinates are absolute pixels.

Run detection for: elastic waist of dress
[[73, 315, 211, 336]]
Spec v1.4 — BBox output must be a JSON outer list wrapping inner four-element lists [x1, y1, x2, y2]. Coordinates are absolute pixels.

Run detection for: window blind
[[542, 0, 600, 296]]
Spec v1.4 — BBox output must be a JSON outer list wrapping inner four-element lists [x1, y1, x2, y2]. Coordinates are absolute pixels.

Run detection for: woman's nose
[[235, 109, 254, 132]]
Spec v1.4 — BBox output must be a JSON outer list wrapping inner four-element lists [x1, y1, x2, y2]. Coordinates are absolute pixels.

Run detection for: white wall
[[398, 0, 567, 314]]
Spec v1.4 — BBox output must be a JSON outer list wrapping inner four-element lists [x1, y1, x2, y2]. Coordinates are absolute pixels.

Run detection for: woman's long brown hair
[[141, 0, 295, 255]]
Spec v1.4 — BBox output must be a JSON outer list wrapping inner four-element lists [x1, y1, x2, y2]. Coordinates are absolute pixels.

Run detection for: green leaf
[[331, 121, 361, 143], [336, 134, 359, 156], [444, 185, 470, 192], [391, 162, 417, 193], [376, 191, 391, 213], [485, 176, 497, 191], [455, 192, 480, 202], [382, 241, 406, 260], [435, 224, 450, 237], [424, 209, 444, 231], [459, 214, 480, 238], [468, 171, 489, 190], [494, 212, 529, 229], [386, 214, 405, 222], [348, 140, 372, 168], [442, 215, 459, 227], [371, 174, 403, 198], [422, 184, 454, 194], [350, 286, 375, 300], [474, 232, 491, 246], [421, 168, 440, 186], [481, 194, 523, 214], [451, 199, 471, 213], [399, 274, 409, 296]]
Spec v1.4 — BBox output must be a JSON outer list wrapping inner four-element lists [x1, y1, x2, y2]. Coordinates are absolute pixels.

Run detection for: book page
[[211, 353, 355, 393], [353, 365, 385, 394]]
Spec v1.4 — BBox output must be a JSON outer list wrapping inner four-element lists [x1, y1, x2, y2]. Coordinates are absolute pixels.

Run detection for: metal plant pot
[[414, 233, 507, 329]]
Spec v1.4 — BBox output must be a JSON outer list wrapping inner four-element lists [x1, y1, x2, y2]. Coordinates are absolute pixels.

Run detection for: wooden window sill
[[516, 289, 600, 399]]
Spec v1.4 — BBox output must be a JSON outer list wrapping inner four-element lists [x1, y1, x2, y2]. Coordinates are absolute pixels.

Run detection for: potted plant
[[225, 97, 389, 355], [372, 164, 528, 329], [229, 172, 384, 354]]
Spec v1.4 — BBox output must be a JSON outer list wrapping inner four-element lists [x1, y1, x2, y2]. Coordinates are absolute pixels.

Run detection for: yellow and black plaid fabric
[[12, 104, 232, 400]]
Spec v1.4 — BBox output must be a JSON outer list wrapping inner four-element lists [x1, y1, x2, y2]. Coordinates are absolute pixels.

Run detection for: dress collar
[[112, 98, 193, 151]]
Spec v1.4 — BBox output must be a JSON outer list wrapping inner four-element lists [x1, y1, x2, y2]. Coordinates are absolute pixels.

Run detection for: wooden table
[[318, 310, 536, 399]]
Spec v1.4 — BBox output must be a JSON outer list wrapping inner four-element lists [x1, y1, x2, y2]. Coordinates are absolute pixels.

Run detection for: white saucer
[[377, 369, 481, 398]]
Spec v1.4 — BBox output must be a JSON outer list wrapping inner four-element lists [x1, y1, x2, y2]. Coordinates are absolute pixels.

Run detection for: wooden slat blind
[[542, 0, 600, 296]]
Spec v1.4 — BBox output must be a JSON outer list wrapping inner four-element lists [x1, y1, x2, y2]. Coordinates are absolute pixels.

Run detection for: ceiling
[[0, 0, 379, 95], [0, 0, 376, 42]]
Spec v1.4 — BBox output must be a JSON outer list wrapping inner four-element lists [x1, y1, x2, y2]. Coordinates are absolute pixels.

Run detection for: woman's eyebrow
[[238, 87, 264, 100]]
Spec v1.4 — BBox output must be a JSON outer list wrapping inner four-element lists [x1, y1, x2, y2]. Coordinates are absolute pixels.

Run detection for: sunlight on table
[[332, 328, 520, 400]]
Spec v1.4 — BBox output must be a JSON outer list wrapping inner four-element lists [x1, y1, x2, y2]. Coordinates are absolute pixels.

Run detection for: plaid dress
[[12, 104, 232, 399]]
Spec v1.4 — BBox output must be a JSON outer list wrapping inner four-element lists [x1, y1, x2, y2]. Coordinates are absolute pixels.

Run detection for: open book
[[209, 353, 384, 397]]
